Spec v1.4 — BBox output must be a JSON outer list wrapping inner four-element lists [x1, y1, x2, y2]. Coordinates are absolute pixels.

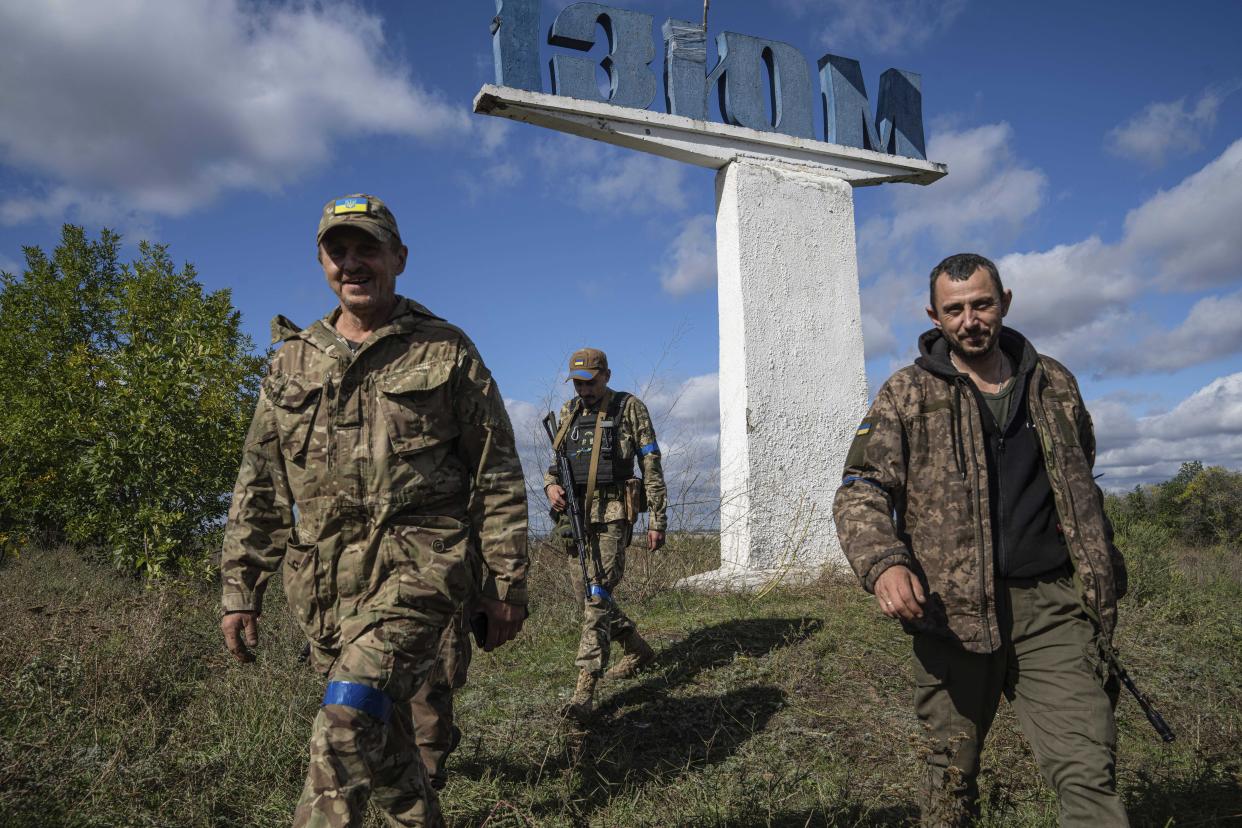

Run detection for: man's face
[[926, 267, 1012, 360], [319, 226, 407, 316], [572, 369, 610, 408]]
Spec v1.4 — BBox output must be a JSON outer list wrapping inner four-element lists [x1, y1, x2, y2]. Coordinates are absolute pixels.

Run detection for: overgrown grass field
[[1, 524, 1238, 826]]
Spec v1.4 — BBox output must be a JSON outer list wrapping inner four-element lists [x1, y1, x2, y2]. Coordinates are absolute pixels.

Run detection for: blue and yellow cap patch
[[317, 193, 402, 245], [856, 420, 872, 437], [333, 197, 370, 215]]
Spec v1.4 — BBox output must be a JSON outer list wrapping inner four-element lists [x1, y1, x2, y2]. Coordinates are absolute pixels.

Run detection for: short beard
[[945, 328, 998, 361]]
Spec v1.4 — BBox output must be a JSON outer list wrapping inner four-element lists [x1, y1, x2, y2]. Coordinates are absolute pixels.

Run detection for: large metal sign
[[491, 0, 927, 160]]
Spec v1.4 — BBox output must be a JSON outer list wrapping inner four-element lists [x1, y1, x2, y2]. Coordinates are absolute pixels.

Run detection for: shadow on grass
[[1122, 762, 1242, 827], [452, 618, 825, 824], [605, 615, 826, 710], [715, 803, 919, 827]]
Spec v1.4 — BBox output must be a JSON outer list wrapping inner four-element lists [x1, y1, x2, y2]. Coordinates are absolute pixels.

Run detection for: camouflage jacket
[[221, 297, 528, 648], [543, 390, 668, 531], [833, 327, 1126, 653]]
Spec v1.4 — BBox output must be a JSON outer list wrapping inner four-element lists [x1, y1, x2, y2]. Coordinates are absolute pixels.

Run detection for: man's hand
[[546, 483, 567, 512], [221, 610, 259, 663], [874, 565, 925, 621], [478, 596, 526, 652], [647, 530, 665, 551]]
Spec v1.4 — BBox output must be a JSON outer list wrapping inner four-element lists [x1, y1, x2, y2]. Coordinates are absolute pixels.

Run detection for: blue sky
[[1, 0, 1240, 513]]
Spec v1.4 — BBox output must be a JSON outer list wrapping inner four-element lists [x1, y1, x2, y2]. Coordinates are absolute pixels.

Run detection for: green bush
[[0, 225, 263, 576]]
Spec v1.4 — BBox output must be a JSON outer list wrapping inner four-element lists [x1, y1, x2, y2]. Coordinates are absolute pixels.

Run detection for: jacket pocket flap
[[264, 374, 322, 409], [379, 362, 454, 395]]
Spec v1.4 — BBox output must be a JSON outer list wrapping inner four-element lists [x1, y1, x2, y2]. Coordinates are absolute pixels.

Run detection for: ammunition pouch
[[624, 478, 647, 524]]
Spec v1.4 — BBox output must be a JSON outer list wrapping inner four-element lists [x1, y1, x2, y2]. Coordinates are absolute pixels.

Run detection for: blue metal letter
[[662, 18, 707, 119], [705, 33, 815, 139], [492, 0, 541, 92], [548, 3, 656, 110], [877, 68, 926, 160], [819, 55, 926, 159]]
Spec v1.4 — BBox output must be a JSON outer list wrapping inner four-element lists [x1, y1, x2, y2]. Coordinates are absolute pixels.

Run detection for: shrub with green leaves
[[0, 225, 263, 576]]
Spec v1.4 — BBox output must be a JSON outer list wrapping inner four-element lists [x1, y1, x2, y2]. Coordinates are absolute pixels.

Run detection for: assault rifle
[[1104, 646, 1176, 742], [543, 411, 610, 607]]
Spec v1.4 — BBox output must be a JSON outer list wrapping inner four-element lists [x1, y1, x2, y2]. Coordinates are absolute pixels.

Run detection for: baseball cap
[[567, 347, 608, 381], [317, 194, 402, 246]]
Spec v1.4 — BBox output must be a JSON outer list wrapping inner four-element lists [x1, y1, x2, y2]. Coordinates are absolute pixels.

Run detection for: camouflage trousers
[[295, 619, 446, 828], [410, 609, 471, 790], [912, 568, 1128, 828], [571, 520, 637, 676]]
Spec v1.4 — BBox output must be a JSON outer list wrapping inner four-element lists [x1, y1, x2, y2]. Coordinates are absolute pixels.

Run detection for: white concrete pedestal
[[473, 85, 945, 592], [678, 158, 868, 590]]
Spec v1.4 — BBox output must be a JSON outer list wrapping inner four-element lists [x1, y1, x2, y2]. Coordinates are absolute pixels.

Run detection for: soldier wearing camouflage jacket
[[220, 194, 527, 828], [833, 254, 1129, 827], [544, 348, 666, 722]]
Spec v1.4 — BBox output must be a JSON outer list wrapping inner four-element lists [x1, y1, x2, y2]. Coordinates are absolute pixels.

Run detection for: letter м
[[819, 55, 926, 160]]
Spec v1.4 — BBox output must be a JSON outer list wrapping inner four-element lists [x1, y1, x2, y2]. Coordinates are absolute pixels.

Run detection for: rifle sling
[[551, 398, 581, 452]]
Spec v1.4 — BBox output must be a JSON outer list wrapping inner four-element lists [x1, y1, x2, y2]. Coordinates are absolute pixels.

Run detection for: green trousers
[[913, 569, 1128, 827], [571, 520, 637, 676]]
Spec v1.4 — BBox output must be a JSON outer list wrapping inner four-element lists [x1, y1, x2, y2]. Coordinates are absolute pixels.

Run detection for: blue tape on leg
[[589, 584, 612, 602], [322, 681, 393, 723]]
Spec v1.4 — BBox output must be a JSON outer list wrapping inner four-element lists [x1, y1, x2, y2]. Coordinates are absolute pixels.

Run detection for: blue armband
[[322, 681, 393, 723], [589, 584, 612, 603], [638, 441, 659, 457], [842, 475, 885, 493]]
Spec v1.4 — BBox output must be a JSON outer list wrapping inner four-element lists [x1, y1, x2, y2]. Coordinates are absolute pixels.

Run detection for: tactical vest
[[566, 392, 635, 488]]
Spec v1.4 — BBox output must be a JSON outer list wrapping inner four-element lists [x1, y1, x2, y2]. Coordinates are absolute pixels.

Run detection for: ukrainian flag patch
[[572, 358, 586, 367], [856, 421, 872, 437], [334, 197, 369, 215]]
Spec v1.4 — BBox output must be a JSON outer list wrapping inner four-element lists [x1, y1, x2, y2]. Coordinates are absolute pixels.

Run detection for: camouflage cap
[[567, 347, 608, 381], [316, 194, 402, 246]]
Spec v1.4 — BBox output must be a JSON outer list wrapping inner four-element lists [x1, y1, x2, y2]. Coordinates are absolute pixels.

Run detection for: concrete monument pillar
[[474, 84, 944, 588]]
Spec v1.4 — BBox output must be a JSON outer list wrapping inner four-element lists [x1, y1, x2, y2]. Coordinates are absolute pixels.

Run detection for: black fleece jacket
[[916, 328, 1068, 578]]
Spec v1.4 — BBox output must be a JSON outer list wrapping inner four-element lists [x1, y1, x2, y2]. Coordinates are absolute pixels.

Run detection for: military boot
[[560, 670, 597, 723], [604, 630, 655, 680]]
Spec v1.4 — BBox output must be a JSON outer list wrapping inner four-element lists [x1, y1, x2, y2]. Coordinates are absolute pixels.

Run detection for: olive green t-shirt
[[981, 373, 1018, 429]]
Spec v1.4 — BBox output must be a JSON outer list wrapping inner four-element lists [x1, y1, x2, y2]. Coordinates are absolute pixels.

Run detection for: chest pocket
[[264, 373, 323, 463], [1042, 392, 1081, 449], [378, 361, 460, 455]]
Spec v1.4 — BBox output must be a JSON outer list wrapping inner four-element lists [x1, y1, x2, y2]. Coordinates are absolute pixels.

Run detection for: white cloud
[[1103, 290, 1242, 376], [534, 136, 690, 214], [1095, 372, 1242, 488], [1106, 86, 1235, 167], [885, 124, 1047, 250], [0, 0, 472, 221], [863, 136, 1242, 377], [779, 0, 968, 53], [660, 215, 716, 295], [999, 237, 1139, 340], [1121, 138, 1242, 291]]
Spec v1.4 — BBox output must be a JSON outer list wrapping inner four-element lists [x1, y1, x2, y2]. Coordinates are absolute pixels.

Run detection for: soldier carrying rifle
[[544, 348, 667, 723]]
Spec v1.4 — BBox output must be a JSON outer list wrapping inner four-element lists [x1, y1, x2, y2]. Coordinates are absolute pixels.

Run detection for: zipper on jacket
[[1033, 369, 1107, 631], [995, 434, 1007, 576], [964, 399, 994, 652], [952, 381, 966, 480]]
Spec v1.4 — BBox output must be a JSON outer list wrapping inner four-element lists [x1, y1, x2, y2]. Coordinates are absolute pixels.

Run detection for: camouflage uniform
[[222, 296, 527, 827], [544, 389, 666, 677], [833, 327, 1128, 826], [410, 610, 470, 790]]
